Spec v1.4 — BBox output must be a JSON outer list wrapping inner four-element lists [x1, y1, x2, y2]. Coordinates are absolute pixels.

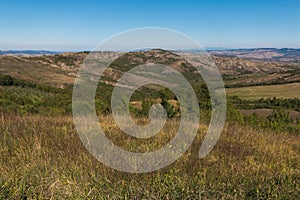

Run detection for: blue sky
[[1, 0, 299, 51]]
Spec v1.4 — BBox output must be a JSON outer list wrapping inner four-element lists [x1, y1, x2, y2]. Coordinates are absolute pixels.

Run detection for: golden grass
[[0, 114, 299, 199]]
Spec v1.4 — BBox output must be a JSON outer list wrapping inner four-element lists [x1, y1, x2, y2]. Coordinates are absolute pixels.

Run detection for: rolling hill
[[1, 49, 300, 88]]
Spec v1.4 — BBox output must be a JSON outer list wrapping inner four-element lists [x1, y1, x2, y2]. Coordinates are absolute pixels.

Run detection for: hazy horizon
[[1, 46, 300, 53]]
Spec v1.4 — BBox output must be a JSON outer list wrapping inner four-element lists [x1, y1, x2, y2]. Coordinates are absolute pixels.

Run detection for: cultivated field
[[226, 82, 300, 100]]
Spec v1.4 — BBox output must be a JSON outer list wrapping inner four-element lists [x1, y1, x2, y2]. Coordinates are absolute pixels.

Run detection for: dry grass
[[0, 114, 299, 199], [0, 56, 74, 86]]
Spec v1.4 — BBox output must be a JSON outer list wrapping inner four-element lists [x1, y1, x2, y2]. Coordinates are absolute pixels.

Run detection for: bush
[[0, 75, 14, 86], [265, 109, 291, 131]]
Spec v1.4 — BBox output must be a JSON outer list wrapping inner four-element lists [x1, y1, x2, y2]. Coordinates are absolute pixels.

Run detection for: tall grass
[[0, 114, 299, 199]]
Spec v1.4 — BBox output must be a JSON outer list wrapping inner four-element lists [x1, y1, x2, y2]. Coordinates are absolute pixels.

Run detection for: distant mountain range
[[0, 50, 60, 55]]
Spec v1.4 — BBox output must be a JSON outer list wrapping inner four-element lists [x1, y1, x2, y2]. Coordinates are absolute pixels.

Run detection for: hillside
[[0, 55, 74, 88], [210, 48, 300, 63], [1, 49, 300, 89]]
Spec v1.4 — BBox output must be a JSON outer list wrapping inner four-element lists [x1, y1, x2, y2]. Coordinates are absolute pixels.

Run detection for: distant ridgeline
[[0, 50, 60, 55]]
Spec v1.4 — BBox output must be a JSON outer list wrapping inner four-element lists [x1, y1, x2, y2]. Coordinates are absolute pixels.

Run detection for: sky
[[0, 0, 300, 51]]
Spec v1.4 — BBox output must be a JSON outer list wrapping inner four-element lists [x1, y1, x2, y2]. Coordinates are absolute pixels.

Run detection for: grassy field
[[0, 115, 299, 199], [226, 82, 300, 100]]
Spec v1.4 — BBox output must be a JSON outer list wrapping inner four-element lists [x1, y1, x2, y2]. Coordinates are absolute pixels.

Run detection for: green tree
[[160, 92, 176, 118], [266, 109, 291, 131], [0, 75, 14, 86], [141, 99, 152, 117]]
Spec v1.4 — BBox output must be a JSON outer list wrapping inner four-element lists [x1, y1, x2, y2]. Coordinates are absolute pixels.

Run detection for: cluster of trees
[[0, 74, 66, 93], [0, 75, 72, 115], [229, 96, 300, 133], [231, 96, 300, 111], [242, 109, 297, 133], [225, 78, 300, 88], [139, 89, 178, 118], [0, 88, 72, 115]]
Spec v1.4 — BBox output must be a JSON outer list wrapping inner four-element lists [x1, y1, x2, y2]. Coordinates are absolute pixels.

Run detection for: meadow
[[226, 82, 300, 100], [0, 114, 299, 199]]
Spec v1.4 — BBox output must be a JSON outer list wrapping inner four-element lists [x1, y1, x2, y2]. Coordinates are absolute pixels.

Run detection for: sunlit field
[[227, 82, 300, 100], [1, 114, 299, 199]]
